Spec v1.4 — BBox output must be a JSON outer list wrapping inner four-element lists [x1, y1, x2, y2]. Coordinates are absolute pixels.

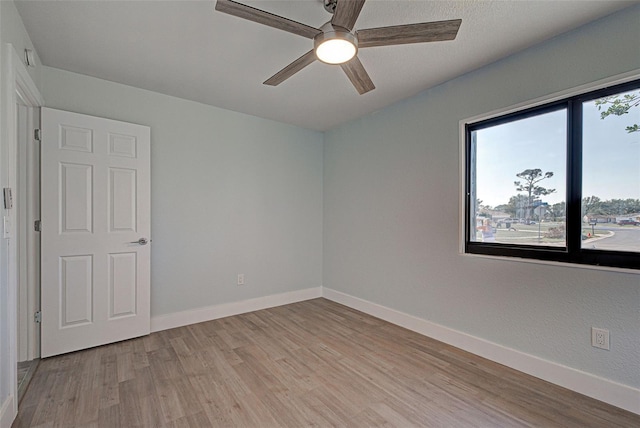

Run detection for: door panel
[[41, 108, 150, 357], [60, 162, 93, 233], [109, 167, 136, 232], [108, 252, 137, 319], [59, 125, 93, 152], [60, 255, 93, 327]]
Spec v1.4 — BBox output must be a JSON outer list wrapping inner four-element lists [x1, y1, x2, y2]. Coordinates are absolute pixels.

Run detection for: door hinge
[[34, 310, 42, 324], [34, 129, 41, 141], [34, 219, 41, 232]]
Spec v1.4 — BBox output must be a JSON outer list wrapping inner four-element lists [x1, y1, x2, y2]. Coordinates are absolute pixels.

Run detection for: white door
[[40, 108, 151, 358]]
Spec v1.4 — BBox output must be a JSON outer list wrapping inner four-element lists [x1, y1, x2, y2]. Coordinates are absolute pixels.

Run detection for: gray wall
[[323, 7, 640, 388], [0, 0, 42, 88], [42, 67, 323, 317]]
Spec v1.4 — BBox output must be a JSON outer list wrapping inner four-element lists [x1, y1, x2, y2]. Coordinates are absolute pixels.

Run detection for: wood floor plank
[[166, 411, 212, 428], [299, 387, 353, 427], [97, 403, 121, 427], [350, 406, 393, 427], [14, 298, 640, 427], [98, 354, 119, 410], [117, 378, 144, 427], [136, 390, 165, 427], [186, 373, 235, 426]]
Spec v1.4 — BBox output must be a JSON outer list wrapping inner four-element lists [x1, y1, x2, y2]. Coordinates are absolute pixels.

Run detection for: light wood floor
[[17, 359, 40, 405], [13, 298, 640, 427]]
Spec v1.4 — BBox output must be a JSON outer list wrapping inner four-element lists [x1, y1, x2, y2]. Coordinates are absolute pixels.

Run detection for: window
[[465, 79, 640, 270]]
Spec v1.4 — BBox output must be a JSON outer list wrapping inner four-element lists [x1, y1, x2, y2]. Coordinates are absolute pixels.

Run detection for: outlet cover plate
[[591, 327, 610, 350]]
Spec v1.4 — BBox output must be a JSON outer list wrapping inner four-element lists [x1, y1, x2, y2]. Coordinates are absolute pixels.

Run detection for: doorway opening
[[15, 101, 40, 403]]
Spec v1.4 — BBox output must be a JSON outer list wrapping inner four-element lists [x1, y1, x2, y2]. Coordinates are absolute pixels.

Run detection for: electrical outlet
[[237, 274, 245, 286], [591, 327, 610, 350]]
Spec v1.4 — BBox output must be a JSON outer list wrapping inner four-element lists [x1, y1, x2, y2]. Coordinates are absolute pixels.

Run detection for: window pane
[[470, 110, 567, 247], [582, 89, 640, 253]]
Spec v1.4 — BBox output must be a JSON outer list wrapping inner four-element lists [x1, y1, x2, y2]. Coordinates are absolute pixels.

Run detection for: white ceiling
[[16, 0, 639, 131]]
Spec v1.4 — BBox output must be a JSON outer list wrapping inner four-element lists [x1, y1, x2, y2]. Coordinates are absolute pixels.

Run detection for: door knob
[[130, 238, 149, 245]]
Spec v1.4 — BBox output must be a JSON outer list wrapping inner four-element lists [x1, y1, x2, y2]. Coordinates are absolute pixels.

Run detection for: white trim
[[151, 287, 323, 332], [0, 395, 16, 428], [1, 44, 43, 427], [14, 59, 43, 107], [458, 69, 640, 272], [322, 287, 640, 415]]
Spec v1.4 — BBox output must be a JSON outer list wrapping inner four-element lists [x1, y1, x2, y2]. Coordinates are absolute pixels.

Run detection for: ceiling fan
[[215, 0, 462, 94]]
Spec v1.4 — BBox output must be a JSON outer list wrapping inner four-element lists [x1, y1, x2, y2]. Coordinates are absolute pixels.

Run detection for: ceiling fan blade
[[357, 19, 462, 48], [264, 50, 317, 86], [332, 0, 366, 31], [215, 0, 321, 39], [340, 56, 375, 95]]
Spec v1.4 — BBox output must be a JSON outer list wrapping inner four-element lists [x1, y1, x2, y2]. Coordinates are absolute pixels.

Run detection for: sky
[[474, 89, 640, 209]]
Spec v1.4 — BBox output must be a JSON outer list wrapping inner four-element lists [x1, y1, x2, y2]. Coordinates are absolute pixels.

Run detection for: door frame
[[1, 42, 43, 422], [17, 102, 40, 362]]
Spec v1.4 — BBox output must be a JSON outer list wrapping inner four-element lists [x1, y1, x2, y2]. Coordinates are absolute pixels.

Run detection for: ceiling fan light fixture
[[314, 29, 357, 64], [214, 0, 462, 94]]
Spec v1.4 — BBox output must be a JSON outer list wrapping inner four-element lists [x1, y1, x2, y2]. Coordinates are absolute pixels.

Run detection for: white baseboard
[[151, 287, 322, 333], [322, 287, 640, 415], [0, 394, 16, 428]]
